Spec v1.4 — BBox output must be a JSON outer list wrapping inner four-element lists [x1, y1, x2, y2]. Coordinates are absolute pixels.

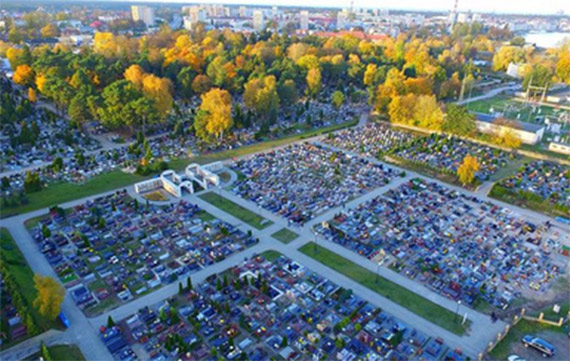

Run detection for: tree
[[186, 276, 192, 291], [13, 65, 35, 86], [331, 91, 345, 109], [195, 88, 233, 141], [40, 23, 60, 38], [107, 315, 115, 327], [24, 171, 42, 193], [277, 79, 298, 107], [124, 64, 146, 90], [555, 48, 570, 84], [457, 154, 480, 185], [51, 157, 64, 173], [142, 74, 173, 117], [522, 64, 552, 91], [492, 45, 525, 71], [28, 87, 37, 103], [33, 274, 66, 320], [413, 95, 443, 130], [306, 67, 322, 98], [191, 74, 212, 94], [388, 94, 416, 125], [442, 104, 475, 136]]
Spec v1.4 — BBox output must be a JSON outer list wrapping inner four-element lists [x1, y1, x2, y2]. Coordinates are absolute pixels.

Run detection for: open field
[[199, 192, 273, 230], [299, 243, 471, 335]]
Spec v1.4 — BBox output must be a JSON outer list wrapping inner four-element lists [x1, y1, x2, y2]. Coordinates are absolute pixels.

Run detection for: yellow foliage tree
[[197, 88, 233, 139], [13, 64, 34, 86], [142, 74, 173, 116], [363, 63, 378, 87], [457, 154, 480, 186], [124, 64, 145, 90], [413, 95, 443, 130], [33, 274, 66, 320], [28, 87, 37, 102], [40, 23, 60, 38], [35, 73, 47, 93], [306, 67, 321, 98], [388, 94, 416, 125], [93, 32, 117, 57]]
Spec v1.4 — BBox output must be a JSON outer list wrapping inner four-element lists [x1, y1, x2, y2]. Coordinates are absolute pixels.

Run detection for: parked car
[[508, 355, 526, 361], [522, 335, 555, 357]]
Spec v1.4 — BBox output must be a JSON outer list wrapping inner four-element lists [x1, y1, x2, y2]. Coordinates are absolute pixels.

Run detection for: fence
[[478, 308, 569, 360]]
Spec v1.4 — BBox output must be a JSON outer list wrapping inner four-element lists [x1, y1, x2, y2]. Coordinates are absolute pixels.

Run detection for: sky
[[125, 0, 570, 15]]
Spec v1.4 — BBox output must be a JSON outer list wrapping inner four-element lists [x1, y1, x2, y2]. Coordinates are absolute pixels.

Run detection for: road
[[456, 84, 520, 105], [1, 114, 565, 361]]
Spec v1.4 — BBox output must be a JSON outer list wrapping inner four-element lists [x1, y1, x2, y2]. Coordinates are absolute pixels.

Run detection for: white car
[[508, 355, 527, 361]]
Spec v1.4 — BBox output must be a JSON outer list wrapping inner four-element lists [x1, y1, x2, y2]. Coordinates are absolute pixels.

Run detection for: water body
[[524, 31, 570, 48]]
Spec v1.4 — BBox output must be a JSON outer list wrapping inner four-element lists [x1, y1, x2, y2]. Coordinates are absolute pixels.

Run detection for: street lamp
[[455, 300, 462, 322]]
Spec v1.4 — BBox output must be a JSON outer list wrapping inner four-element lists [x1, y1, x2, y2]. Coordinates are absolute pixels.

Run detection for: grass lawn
[[299, 243, 471, 335], [261, 250, 283, 262], [24, 344, 86, 361], [0, 228, 63, 346], [489, 319, 567, 360], [271, 228, 299, 244], [2, 171, 144, 219], [199, 192, 272, 230]]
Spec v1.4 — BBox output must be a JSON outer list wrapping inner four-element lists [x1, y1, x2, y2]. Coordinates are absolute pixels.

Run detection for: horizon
[[8, 0, 570, 16]]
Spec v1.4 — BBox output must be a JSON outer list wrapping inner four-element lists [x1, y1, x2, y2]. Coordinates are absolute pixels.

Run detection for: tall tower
[[448, 0, 459, 30]]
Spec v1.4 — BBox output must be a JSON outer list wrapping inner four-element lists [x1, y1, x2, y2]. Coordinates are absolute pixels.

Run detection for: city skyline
[[115, 0, 570, 15]]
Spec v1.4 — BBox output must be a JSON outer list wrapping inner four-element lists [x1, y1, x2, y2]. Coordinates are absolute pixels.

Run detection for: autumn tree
[[492, 45, 525, 71], [388, 94, 416, 125], [195, 88, 233, 141], [555, 47, 570, 84], [306, 67, 322, 98], [457, 154, 480, 185], [40, 23, 60, 38], [124, 64, 146, 90], [33, 274, 65, 320], [413, 95, 443, 130], [191, 74, 212, 94], [142, 74, 173, 116], [277, 79, 298, 107], [28, 87, 37, 102], [13, 65, 35, 86]]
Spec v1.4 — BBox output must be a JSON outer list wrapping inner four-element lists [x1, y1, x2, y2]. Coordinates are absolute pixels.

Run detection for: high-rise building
[[239, 6, 247, 18], [253, 10, 265, 31], [189, 6, 207, 24], [337, 9, 349, 30], [300, 10, 309, 31], [131, 5, 155, 27]]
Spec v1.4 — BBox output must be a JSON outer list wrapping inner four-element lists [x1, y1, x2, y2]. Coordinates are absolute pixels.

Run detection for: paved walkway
[[2, 115, 565, 360]]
